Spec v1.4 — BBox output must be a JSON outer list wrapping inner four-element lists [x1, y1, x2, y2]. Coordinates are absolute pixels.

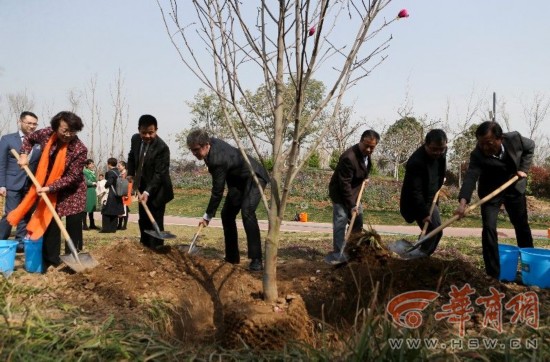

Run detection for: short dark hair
[[476, 121, 503, 139], [425, 129, 447, 145], [360, 129, 380, 143], [118, 160, 127, 168], [85, 159, 94, 166], [187, 129, 210, 147], [107, 157, 118, 167], [20, 111, 38, 120], [138, 114, 158, 129], [50, 111, 83, 132]]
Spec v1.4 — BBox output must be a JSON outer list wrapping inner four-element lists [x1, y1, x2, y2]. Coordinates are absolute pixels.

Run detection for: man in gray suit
[[0, 111, 41, 250], [455, 121, 535, 279]]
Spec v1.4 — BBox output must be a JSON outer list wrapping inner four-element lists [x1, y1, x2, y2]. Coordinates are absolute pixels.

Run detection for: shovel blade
[[176, 244, 202, 255], [60, 252, 99, 272], [387, 239, 428, 260], [144, 229, 177, 240]]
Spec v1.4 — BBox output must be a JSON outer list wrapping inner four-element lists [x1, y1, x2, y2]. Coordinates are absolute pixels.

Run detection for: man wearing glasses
[[455, 121, 535, 279], [400, 129, 448, 258], [0, 111, 42, 251]]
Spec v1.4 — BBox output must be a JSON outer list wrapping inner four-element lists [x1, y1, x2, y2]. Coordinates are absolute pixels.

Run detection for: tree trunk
[[263, 209, 281, 301]]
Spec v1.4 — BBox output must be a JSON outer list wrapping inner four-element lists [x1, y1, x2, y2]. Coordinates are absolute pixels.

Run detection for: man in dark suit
[[186, 129, 269, 272], [0, 111, 41, 250], [326, 129, 380, 265], [455, 121, 535, 279], [127, 115, 174, 250], [400, 129, 447, 258]]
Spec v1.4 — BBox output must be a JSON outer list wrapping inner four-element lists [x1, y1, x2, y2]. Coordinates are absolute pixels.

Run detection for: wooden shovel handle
[[10, 149, 80, 259], [137, 192, 162, 234], [345, 179, 368, 242], [412, 175, 520, 250], [420, 178, 446, 237]]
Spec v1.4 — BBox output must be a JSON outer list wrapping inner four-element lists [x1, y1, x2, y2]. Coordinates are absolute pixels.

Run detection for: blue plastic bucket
[[0, 240, 18, 276], [520, 248, 550, 288], [498, 244, 519, 282], [24, 238, 43, 273]]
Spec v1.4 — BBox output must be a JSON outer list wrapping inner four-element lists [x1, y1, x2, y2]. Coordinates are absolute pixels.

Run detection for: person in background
[[127, 115, 173, 250], [0, 111, 41, 252], [399, 129, 448, 258], [186, 129, 269, 272], [82, 159, 99, 230], [8, 111, 87, 271], [117, 160, 131, 230], [96, 173, 108, 209], [326, 130, 380, 265], [99, 158, 124, 233], [454, 121, 535, 279]]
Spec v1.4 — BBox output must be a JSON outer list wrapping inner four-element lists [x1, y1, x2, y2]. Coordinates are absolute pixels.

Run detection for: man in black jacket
[[187, 129, 269, 271], [326, 130, 380, 265], [399, 129, 447, 258], [455, 121, 535, 279], [127, 115, 174, 250]]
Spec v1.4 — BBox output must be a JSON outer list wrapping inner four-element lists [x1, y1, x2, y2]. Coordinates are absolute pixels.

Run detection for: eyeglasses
[[58, 128, 77, 136], [21, 120, 38, 127]]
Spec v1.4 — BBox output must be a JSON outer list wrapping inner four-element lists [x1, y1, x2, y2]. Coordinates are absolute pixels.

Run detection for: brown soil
[[10, 229, 550, 351]]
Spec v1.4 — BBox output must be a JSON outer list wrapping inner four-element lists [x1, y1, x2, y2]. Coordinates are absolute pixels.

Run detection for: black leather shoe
[[249, 259, 263, 271], [89, 225, 99, 230]]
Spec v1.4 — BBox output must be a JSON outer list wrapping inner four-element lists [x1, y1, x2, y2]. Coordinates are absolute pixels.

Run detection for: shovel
[[389, 179, 446, 256], [11, 149, 98, 272], [393, 175, 519, 257], [177, 224, 203, 254], [137, 192, 176, 240]]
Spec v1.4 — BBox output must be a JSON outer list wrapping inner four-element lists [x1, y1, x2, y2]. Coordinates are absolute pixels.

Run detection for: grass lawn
[[165, 188, 550, 229]]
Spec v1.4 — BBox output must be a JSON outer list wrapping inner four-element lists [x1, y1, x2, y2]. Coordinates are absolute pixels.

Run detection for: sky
[[1, 1, 549, 157]]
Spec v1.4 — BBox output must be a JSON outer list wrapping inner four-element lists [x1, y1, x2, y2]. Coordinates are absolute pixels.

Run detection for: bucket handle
[[0, 245, 15, 258]]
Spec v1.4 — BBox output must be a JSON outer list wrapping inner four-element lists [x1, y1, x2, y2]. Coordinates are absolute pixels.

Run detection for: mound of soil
[[12, 232, 549, 350]]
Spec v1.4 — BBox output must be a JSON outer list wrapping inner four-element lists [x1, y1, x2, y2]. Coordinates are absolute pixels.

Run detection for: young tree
[[158, 0, 406, 301]]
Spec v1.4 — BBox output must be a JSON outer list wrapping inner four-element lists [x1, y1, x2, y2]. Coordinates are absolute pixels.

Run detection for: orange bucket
[[299, 212, 308, 222]]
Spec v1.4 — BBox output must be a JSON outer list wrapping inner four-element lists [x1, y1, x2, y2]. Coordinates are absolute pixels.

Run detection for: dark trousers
[[82, 211, 96, 228], [221, 180, 263, 263], [480, 193, 533, 278], [414, 205, 443, 255], [42, 213, 83, 270], [138, 201, 166, 248], [101, 215, 119, 232], [0, 188, 32, 241]]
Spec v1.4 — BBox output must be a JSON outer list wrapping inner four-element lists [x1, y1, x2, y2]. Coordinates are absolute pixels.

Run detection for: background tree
[[159, 0, 404, 301], [0, 90, 35, 133], [324, 104, 360, 156], [521, 92, 550, 165], [378, 116, 423, 180], [449, 123, 478, 186]]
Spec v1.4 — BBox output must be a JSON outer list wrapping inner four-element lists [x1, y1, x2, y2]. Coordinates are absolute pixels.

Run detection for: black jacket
[[102, 168, 125, 216], [459, 131, 535, 203], [328, 144, 371, 211], [204, 138, 269, 218], [127, 133, 174, 207], [400, 146, 446, 223]]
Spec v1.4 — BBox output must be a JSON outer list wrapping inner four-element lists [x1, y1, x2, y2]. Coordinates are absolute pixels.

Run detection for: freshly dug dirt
[[10, 232, 550, 350]]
